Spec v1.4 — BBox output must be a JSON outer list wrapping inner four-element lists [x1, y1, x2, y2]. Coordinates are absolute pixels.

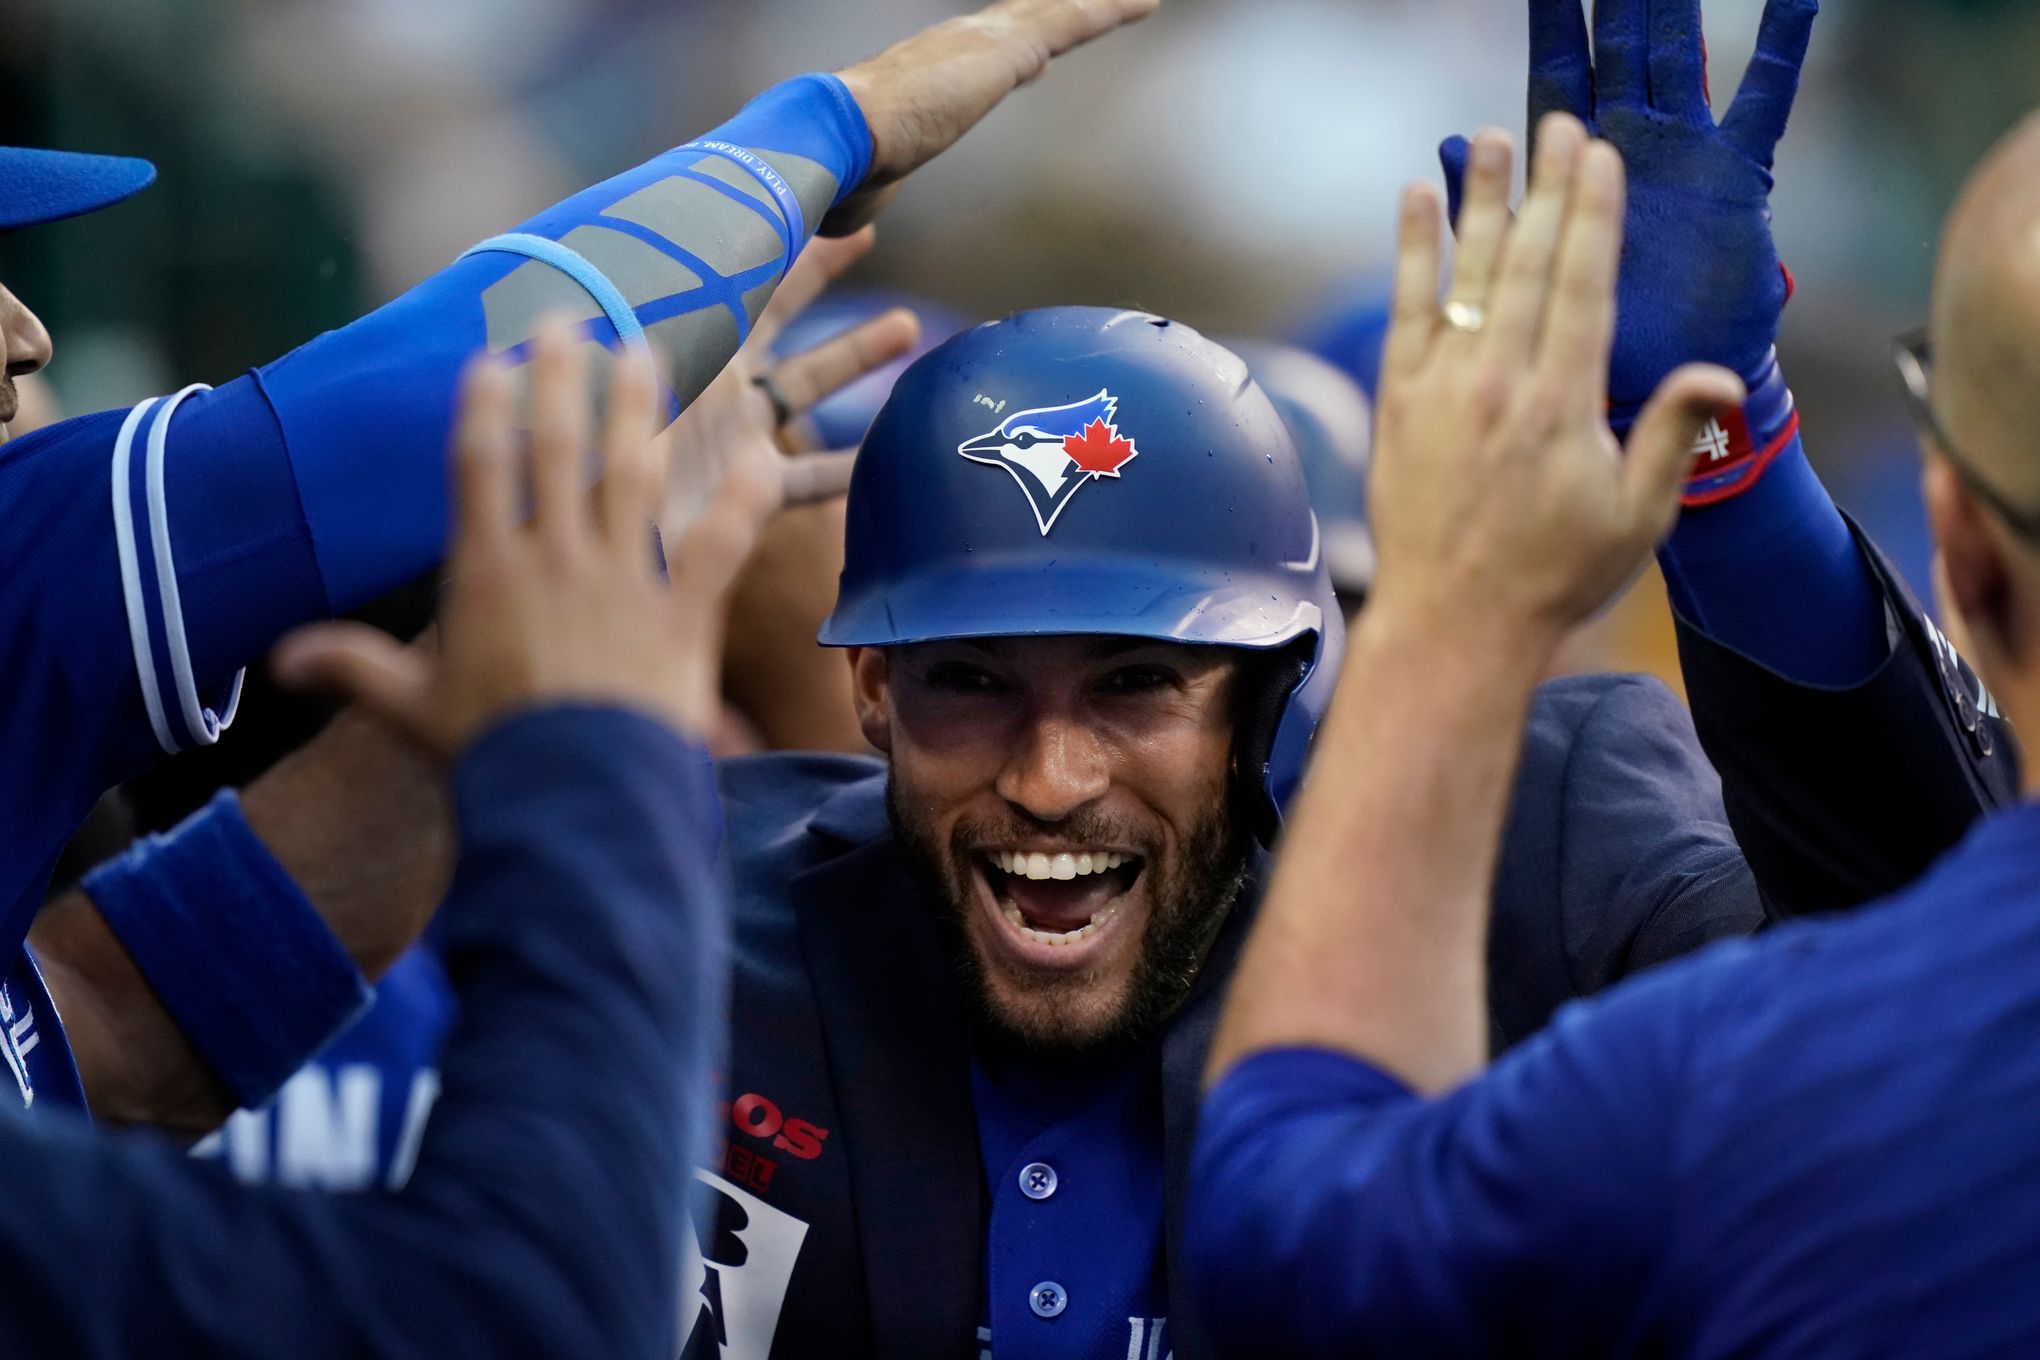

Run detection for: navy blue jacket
[[0, 707, 724, 1358], [683, 531, 2014, 1360]]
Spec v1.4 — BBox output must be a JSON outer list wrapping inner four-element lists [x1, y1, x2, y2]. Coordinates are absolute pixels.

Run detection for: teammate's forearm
[[1659, 391, 1888, 688], [35, 707, 450, 1131], [0, 709, 723, 1358], [1208, 605, 1551, 1094]]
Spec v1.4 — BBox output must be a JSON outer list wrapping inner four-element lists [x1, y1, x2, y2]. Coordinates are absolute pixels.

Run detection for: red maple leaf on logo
[[1064, 417, 1137, 475]]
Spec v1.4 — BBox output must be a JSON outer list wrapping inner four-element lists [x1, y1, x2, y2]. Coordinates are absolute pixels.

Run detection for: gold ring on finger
[[1443, 298, 1488, 335]]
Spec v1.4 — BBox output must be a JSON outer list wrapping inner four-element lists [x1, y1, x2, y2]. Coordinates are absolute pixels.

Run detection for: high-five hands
[[1443, 0, 1817, 420], [273, 321, 772, 757], [826, 0, 1162, 235], [1370, 118, 1745, 648]]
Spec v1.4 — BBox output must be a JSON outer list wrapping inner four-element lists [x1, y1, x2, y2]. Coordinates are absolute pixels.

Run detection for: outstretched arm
[[0, 328, 766, 1358], [0, 0, 1158, 961], [1197, 119, 1741, 1351], [1445, 0, 2016, 920], [30, 227, 928, 1133]]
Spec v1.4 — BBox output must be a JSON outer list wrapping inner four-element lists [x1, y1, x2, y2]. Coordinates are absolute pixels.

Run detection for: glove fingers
[[1591, 0, 1651, 107], [1646, 0, 1711, 121], [1439, 136, 1472, 232], [1719, 0, 1818, 168], [1528, 0, 1595, 124]]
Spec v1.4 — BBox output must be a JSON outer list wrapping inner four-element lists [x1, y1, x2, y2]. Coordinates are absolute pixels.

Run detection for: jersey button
[[1019, 1161, 1058, 1200], [1030, 1282, 1068, 1319]]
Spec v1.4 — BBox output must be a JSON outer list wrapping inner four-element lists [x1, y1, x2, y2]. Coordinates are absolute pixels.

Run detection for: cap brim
[[819, 555, 1323, 652], [0, 148, 157, 232]]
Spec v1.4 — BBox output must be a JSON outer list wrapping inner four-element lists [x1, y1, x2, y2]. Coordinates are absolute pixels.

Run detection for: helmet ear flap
[[1233, 641, 1315, 848]]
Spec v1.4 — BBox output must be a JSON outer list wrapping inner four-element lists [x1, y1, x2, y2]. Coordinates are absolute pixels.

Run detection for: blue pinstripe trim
[[459, 232, 647, 347]]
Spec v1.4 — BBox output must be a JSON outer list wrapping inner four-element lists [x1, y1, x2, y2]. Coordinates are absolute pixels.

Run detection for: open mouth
[[978, 847, 1145, 948]]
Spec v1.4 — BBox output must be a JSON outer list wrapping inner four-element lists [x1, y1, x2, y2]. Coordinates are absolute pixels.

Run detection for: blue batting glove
[[1442, 0, 1818, 503]]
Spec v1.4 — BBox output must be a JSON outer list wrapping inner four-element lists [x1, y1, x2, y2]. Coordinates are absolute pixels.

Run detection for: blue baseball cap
[[0, 148, 157, 232]]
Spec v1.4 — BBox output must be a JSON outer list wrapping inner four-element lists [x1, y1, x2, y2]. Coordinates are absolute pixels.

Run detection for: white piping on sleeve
[[110, 396, 179, 754], [144, 382, 244, 749]]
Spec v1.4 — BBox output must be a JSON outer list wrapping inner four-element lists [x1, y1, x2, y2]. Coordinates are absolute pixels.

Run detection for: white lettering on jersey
[[1126, 1316, 1172, 1360], [678, 1169, 809, 1360], [0, 983, 39, 1107], [278, 1065, 381, 1189], [190, 1066, 441, 1192], [1923, 615, 2003, 719]]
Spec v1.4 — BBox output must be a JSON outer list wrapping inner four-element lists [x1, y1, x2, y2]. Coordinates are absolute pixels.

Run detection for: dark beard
[[886, 775, 1249, 1059]]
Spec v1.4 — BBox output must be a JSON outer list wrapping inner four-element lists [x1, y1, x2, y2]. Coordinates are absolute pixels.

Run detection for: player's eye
[[1097, 665, 1175, 696], [926, 661, 1009, 695]]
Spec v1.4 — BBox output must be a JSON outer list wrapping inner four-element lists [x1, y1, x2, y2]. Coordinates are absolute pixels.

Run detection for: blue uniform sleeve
[[0, 72, 870, 950], [1187, 958, 1731, 1358], [0, 706, 725, 1359]]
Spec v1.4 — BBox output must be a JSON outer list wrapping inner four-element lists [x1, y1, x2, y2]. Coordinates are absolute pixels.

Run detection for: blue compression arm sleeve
[[0, 73, 869, 950], [1185, 961, 1721, 1357], [1659, 430, 1889, 690], [0, 706, 725, 1358]]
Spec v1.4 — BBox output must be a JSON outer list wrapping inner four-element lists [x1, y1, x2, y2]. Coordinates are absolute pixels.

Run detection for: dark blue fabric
[[0, 704, 724, 1357], [0, 148, 156, 231], [1189, 799, 2040, 1358], [1660, 433, 1887, 687], [972, 1055, 1170, 1359], [82, 790, 373, 1111]]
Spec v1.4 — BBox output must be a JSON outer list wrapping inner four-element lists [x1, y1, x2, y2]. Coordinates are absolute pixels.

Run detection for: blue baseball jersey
[[971, 1054, 1171, 1360], [190, 945, 453, 1190], [1189, 800, 2040, 1358], [0, 74, 873, 1086]]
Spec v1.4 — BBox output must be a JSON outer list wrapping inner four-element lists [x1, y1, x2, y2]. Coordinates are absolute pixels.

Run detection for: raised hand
[[825, 0, 1161, 234], [1443, 0, 1816, 421], [272, 320, 775, 757], [1371, 119, 1744, 648], [660, 226, 920, 534]]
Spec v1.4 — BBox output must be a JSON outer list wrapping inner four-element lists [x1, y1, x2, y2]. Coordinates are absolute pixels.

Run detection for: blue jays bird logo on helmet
[[957, 389, 1139, 535]]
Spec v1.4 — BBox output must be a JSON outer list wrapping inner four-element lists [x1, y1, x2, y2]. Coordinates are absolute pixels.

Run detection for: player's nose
[[0, 284, 53, 378], [994, 710, 1111, 822]]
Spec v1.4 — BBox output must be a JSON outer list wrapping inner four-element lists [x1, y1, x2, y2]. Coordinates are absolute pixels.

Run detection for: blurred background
[[4, 0, 2026, 686]]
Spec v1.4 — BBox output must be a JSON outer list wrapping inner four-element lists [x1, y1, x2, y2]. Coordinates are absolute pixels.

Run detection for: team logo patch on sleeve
[[958, 389, 1139, 534]]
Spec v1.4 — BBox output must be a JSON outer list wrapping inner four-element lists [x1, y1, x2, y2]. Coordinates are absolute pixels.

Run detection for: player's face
[[858, 635, 1251, 1054], [0, 279, 54, 446]]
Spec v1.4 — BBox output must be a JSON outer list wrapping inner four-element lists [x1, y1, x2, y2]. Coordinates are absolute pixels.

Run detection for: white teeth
[[990, 849, 1134, 879]]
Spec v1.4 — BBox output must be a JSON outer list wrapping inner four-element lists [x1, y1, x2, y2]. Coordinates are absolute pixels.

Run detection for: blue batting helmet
[[1224, 338, 1375, 600], [1, 148, 156, 232], [770, 288, 968, 451], [821, 306, 1344, 836]]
